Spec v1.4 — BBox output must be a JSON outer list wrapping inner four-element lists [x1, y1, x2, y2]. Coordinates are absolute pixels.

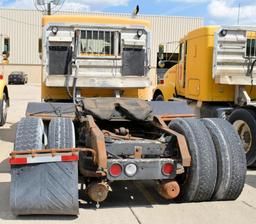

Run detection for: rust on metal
[[78, 161, 106, 177], [152, 116, 191, 167], [87, 182, 109, 202], [160, 114, 195, 122], [134, 146, 142, 159], [102, 130, 142, 140], [86, 115, 108, 170], [10, 147, 95, 157], [27, 113, 76, 120], [157, 180, 180, 200]]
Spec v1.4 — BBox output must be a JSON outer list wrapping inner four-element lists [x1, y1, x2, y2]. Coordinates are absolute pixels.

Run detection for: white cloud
[[60, 0, 129, 11], [158, 0, 209, 3], [61, 2, 90, 12], [207, 0, 256, 25], [2, 0, 256, 25], [5, 0, 33, 9], [2, 0, 130, 11], [166, 0, 208, 2]]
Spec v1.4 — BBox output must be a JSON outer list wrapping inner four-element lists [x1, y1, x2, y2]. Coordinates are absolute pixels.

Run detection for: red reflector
[[9, 158, 27, 165], [109, 163, 122, 177], [162, 163, 174, 175], [61, 155, 79, 162], [0, 74, 3, 80], [160, 79, 164, 84]]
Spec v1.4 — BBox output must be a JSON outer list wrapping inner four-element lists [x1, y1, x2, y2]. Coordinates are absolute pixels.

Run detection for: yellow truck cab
[[41, 15, 152, 101], [154, 25, 256, 167], [0, 73, 9, 126], [154, 26, 256, 101]]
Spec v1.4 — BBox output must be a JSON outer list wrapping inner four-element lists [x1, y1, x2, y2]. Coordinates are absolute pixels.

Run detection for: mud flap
[[10, 161, 79, 215]]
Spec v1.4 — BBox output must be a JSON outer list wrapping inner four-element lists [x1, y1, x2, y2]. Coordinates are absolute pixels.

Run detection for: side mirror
[[159, 44, 164, 60], [38, 38, 42, 60], [158, 44, 165, 68]]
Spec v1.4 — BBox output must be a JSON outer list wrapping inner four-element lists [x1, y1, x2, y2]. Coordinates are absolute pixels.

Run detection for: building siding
[[0, 8, 203, 66]]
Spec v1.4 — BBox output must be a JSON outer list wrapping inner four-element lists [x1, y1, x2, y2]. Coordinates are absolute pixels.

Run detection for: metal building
[[0, 8, 203, 82]]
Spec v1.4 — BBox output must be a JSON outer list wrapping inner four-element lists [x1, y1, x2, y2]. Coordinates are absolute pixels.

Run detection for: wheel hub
[[3, 99, 7, 117], [233, 120, 252, 153]]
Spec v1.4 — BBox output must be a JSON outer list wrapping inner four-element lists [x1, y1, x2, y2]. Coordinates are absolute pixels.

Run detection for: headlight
[[51, 26, 58, 35], [137, 29, 143, 38], [220, 29, 227, 37], [125, 163, 137, 177]]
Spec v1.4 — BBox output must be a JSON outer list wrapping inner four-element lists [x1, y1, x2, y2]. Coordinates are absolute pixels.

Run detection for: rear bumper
[[107, 158, 177, 181]]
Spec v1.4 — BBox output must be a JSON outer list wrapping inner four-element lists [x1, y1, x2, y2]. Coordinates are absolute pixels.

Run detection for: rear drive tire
[[0, 93, 8, 126], [169, 118, 217, 202], [229, 108, 256, 166], [14, 117, 44, 150], [202, 118, 246, 200], [154, 94, 164, 101], [48, 117, 75, 149], [11, 117, 78, 215]]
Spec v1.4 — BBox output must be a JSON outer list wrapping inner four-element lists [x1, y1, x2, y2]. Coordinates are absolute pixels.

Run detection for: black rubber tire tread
[[14, 117, 44, 151], [0, 93, 7, 126], [169, 118, 217, 202], [202, 118, 246, 200], [11, 117, 79, 215], [155, 94, 164, 101], [48, 117, 75, 149], [228, 108, 256, 166]]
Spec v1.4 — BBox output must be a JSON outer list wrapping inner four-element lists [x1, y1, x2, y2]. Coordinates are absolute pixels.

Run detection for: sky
[[0, 0, 256, 25]]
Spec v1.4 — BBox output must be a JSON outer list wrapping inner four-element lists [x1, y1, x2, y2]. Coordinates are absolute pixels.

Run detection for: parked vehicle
[[153, 26, 256, 167], [8, 71, 28, 85], [0, 73, 9, 126], [9, 16, 246, 216]]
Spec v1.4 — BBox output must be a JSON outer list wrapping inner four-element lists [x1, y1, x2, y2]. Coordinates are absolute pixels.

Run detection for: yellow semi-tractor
[[9, 16, 246, 215], [153, 26, 256, 167]]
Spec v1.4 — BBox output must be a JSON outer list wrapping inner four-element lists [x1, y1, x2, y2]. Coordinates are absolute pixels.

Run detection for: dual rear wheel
[[11, 117, 78, 215], [169, 118, 246, 202]]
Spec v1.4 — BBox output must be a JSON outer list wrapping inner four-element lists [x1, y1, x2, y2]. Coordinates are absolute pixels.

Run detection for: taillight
[[0, 74, 3, 79], [160, 79, 164, 84], [109, 163, 122, 177], [162, 163, 174, 176]]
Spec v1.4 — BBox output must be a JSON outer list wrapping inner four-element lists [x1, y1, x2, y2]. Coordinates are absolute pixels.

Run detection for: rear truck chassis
[[9, 99, 247, 216]]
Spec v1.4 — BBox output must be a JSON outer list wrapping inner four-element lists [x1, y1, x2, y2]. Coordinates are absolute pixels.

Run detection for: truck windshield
[[80, 30, 119, 56]]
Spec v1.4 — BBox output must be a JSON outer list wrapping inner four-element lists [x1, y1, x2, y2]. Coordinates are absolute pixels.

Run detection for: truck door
[[178, 41, 187, 93]]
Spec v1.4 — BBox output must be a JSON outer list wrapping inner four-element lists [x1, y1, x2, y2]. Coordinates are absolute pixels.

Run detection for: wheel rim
[[233, 120, 252, 153], [2, 97, 7, 119]]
